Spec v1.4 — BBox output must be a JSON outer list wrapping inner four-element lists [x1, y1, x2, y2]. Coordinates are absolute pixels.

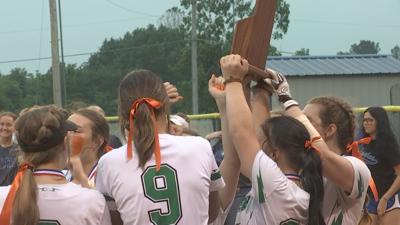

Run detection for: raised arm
[[208, 75, 241, 211], [164, 82, 183, 104], [221, 54, 261, 179], [266, 69, 355, 192], [251, 83, 272, 144]]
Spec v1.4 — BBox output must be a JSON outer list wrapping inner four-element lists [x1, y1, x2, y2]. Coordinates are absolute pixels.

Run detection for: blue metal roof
[[266, 54, 400, 76]]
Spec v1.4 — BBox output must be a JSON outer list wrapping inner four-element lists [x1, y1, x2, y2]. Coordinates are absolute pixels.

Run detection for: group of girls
[[0, 54, 398, 225]]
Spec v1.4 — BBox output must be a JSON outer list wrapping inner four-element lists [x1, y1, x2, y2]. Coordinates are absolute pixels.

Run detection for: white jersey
[[0, 182, 111, 225], [96, 134, 225, 225], [213, 151, 310, 225], [322, 156, 370, 225]]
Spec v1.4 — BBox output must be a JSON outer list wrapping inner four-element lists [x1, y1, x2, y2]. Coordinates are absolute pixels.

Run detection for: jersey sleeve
[[345, 156, 371, 200], [95, 157, 111, 196], [251, 150, 287, 204], [210, 145, 225, 192], [99, 198, 112, 225]]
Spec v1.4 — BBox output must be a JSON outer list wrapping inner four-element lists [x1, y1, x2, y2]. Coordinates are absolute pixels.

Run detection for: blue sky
[[0, 0, 399, 74]]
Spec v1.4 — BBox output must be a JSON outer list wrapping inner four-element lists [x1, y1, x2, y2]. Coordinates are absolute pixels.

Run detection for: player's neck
[[281, 167, 298, 177], [0, 136, 12, 148], [34, 162, 67, 185], [325, 139, 343, 155], [281, 167, 302, 186], [83, 160, 97, 177], [156, 116, 168, 133], [284, 172, 302, 187]]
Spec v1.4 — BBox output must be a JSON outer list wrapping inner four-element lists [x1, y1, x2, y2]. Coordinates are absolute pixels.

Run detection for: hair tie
[[127, 98, 162, 171], [0, 163, 35, 225], [304, 136, 322, 153], [20, 163, 34, 171]]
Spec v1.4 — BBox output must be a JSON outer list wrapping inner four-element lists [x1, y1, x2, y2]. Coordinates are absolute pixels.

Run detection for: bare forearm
[[225, 82, 260, 178], [226, 83, 254, 137], [251, 90, 270, 142], [218, 102, 241, 209], [218, 104, 240, 164]]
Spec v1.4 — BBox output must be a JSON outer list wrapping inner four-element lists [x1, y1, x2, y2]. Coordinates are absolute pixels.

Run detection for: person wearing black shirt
[[0, 112, 18, 186], [361, 107, 400, 224]]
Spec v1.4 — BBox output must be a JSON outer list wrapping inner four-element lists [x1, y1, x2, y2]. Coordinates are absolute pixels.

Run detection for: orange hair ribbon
[[346, 137, 378, 201], [346, 137, 371, 161], [0, 163, 34, 225], [304, 136, 322, 154], [127, 98, 162, 171]]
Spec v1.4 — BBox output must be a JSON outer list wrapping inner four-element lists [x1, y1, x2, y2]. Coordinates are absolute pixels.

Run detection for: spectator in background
[[169, 112, 200, 136], [87, 105, 106, 117], [169, 113, 190, 136], [361, 107, 400, 225], [205, 131, 224, 165], [0, 112, 18, 186], [87, 105, 123, 149]]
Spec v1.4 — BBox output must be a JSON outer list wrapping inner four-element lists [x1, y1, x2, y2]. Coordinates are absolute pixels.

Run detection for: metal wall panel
[[271, 74, 400, 109]]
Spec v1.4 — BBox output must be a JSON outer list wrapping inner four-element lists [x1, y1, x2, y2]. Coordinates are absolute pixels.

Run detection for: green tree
[[337, 51, 350, 55], [391, 45, 400, 60], [268, 45, 282, 56], [180, 0, 252, 41], [0, 78, 22, 112], [179, 0, 290, 41], [169, 0, 290, 113], [77, 25, 187, 114], [337, 40, 381, 55], [1, 1, 291, 115], [294, 48, 310, 56], [350, 40, 380, 54], [158, 7, 185, 29]]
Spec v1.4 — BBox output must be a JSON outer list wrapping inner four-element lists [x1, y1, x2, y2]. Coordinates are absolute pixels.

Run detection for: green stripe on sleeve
[[211, 169, 222, 181]]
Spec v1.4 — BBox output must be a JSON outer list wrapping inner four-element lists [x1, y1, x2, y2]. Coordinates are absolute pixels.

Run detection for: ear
[[325, 123, 337, 140], [91, 136, 105, 152]]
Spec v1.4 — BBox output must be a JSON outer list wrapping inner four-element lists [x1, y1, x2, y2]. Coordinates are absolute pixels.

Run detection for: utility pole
[[58, 0, 66, 106], [191, 0, 198, 114], [49, 0, 62, 107]]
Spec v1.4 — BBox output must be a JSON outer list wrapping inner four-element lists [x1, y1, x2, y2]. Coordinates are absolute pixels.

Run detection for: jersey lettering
[[141, 164, 182, 225], [280, 218, 300, 225], [331, 211, 343, 225]]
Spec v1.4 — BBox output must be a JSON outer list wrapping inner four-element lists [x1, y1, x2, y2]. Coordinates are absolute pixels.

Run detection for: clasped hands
[[217, 54, 291, 101]]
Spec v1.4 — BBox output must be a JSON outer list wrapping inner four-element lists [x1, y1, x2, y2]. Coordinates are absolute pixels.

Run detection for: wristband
[[223, 77, 242, 86], [282, 99, 299, 111], [278, 95, 293, 104]]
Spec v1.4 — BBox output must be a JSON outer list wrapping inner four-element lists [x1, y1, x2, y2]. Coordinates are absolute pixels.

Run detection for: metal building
[[267, 54, 400, 109]]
